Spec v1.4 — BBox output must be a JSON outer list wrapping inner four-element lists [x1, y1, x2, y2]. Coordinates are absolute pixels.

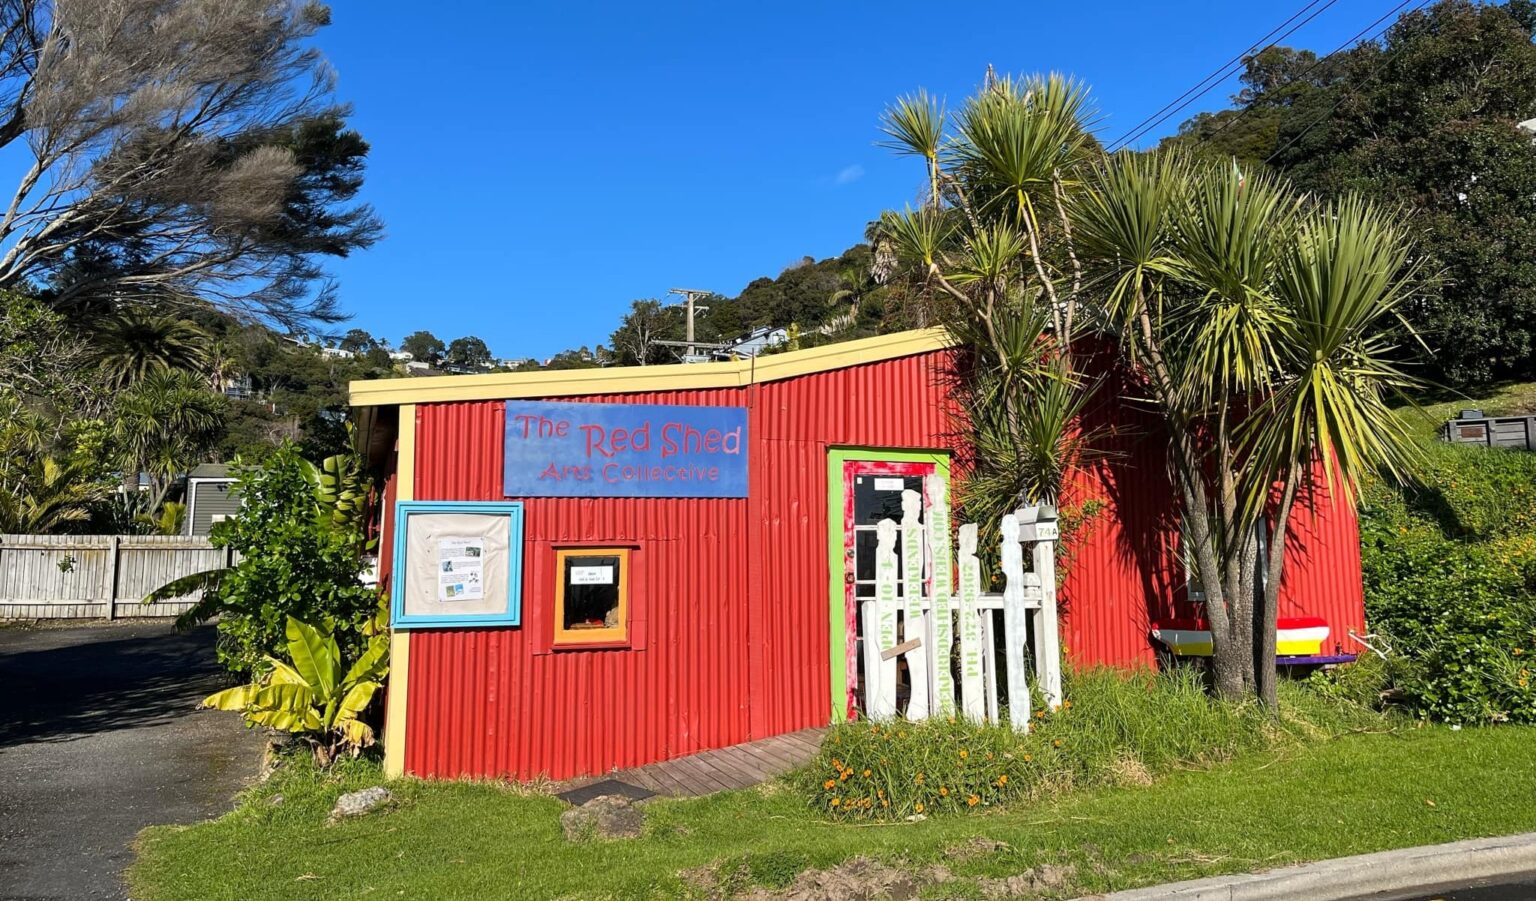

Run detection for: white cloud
[[833, 164, 865, 186]]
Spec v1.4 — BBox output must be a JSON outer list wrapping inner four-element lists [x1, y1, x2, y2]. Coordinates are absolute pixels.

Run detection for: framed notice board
[[390, 501, 524, 629]]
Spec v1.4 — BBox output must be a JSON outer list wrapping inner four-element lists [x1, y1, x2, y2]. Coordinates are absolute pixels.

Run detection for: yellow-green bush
[[1357, 440, 1536, 723]]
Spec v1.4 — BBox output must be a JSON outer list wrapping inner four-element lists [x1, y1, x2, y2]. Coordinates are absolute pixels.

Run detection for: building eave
[[348, 328, 954, 407]]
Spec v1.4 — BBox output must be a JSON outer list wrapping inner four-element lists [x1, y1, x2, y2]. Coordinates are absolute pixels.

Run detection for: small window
[[554, 548, 629, 646]]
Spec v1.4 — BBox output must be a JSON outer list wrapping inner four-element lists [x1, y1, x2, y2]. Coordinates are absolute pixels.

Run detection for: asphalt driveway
[[0, 621, 265, 900]]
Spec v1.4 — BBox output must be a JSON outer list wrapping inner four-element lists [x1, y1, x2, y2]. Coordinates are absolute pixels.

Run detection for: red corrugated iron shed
[[352, 329, 1365, 781]]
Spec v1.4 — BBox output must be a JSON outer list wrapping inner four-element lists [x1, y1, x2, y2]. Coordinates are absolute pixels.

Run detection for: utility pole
[[668, 288, 711, 359]]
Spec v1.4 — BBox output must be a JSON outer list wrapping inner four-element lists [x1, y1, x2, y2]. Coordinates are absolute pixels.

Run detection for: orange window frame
[[553, 547, 630, 647]]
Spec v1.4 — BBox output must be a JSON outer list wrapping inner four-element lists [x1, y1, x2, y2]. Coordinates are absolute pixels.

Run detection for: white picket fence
[[858, 475, 1063, 730]]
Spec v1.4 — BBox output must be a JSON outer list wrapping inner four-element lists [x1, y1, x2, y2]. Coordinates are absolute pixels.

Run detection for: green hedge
[[1357, 439, 1536, 724]]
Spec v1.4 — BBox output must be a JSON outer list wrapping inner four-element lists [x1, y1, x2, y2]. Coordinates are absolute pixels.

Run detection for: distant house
[[185, 464, 238, 536], [320, 346, 355, 360], [713, 326, 788, 360], [219, 373, 254, 399]]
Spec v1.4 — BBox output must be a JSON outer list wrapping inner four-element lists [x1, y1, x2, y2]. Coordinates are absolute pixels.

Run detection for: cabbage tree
[[1074, 153, 1422, 702]]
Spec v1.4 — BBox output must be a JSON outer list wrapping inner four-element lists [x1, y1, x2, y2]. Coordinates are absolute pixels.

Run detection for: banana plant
[[204, 615, 389, 766], [307, 448, 369, 533]]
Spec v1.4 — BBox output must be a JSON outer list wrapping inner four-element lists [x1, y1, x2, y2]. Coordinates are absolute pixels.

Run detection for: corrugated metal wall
[[1058, 384, 1367, 667], [401, 349, 1365, 780], [749, 354, 958, 736], [404, 355, 959, 780]]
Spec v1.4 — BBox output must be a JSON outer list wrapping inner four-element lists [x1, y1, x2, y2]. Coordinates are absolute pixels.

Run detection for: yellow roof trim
[[349, 328, 954, 407]]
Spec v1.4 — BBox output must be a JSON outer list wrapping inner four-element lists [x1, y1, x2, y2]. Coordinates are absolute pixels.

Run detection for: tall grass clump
[[802, 667, 1379, 821]]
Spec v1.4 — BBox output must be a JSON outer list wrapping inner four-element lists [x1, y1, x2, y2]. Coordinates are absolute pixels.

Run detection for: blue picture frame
[[391, 501, 524, 629]]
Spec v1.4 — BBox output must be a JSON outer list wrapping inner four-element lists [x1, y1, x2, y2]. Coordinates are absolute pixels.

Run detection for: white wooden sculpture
[[899, 489, 929, 720], [925, 474, 955, 715], [856, 496, 1062, 727], [1000, 513, 1032, 731], [865, 518, 901, 719], [956, 523, 986, 719]]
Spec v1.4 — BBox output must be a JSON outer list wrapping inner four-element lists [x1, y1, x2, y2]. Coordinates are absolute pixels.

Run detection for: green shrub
[[1358, 439, 1536, 723], [800, 668, 1364, 821], [156, 442, 379, 677]]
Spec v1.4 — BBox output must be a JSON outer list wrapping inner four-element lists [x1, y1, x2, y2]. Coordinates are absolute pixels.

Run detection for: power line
[[1263, 0, 1432, 164], [1106, 0, 1342, 152], [1191, 0, 1425, 154]]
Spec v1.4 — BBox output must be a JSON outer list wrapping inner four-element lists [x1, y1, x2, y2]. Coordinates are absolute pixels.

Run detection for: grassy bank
[[132, 717, 1536, 899]]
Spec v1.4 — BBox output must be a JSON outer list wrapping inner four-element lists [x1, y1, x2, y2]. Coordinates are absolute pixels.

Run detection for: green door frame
[[826, 446, 952, 723]]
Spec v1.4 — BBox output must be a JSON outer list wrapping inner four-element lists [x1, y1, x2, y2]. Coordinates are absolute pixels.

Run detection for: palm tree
[[1073, 152, 1422, 703], [112, 370, 228, 514], [878, 73, 1095, 521], [90, 310, 213, 390], [875, 72, 1423, 706], [0, 456, 107, 534]]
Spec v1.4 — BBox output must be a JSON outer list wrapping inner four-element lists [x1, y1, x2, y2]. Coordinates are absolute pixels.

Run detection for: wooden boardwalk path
[[560, 727, 827, 798]]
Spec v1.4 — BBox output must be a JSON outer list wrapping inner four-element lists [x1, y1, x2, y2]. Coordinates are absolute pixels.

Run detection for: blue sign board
[[504, 400, 749, 498]]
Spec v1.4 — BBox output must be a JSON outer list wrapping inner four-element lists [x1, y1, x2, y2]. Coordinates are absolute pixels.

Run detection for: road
[[1366, 873, 1536, 901], [0, 621, 265, 900]]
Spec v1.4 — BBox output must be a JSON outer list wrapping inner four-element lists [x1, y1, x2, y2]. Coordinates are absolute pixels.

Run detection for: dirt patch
[[944, 835, 1011, 861], [685, 856, 953, 901], [1108, 753, 1154, 787], [977, 864, 1077, 899]]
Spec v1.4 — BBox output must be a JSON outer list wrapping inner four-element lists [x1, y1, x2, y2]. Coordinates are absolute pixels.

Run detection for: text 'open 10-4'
[[503, 400, 749, 498]]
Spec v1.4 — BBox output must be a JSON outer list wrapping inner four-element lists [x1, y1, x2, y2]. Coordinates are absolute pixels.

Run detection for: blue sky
[[322, 0, 1396, 359]]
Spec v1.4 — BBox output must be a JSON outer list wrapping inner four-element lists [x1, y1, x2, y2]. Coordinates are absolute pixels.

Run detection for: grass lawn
[[131, 723, 1536, 900]]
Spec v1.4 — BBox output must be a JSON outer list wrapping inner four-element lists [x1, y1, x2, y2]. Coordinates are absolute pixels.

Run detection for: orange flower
[[1053, 739, 1063, 748], [1023, 754, 1033, 762], [967, 794, 980, 807], [914, 773, 925, 785], [830, 797, 841, 807], [840, 771, 850, 782], [823, 779, 836, 790], [997, 774, 1009, 786], [914, 802, 925, 813], [877, 789, 885, 800], [1063, 700, 1073, 710], [1034, 710, 1045, 719], [1516, 649, 1526, 657], [862, 768, 872, 778], [985, 752, 994, 761], [939, 786, 950, 797], [959, 749, 969, 760], [831, 758, 843, 769]]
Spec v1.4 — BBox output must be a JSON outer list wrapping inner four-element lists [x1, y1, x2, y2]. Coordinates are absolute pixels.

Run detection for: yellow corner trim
[[383, 630, 411, 778], [383, 404, 416, 779], [396, 404, 416, 502], [349, 328, 954, 407]]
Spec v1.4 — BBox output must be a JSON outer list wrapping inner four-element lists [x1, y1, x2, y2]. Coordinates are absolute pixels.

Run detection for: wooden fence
[[1441, 414, 1536, 451], [858, 475, 1064, 730], [0, 534, 229, 620]]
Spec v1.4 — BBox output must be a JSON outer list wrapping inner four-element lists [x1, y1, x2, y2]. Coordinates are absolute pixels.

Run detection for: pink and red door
[[838, 458, 937, 720]]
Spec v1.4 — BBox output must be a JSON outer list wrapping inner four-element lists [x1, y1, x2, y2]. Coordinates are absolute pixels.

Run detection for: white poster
[[569, 565, 614, 585], [437, 536, 485, 602]]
